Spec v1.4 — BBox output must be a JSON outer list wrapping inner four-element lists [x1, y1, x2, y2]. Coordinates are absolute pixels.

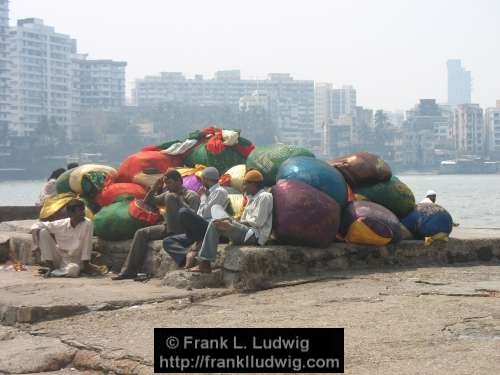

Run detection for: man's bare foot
[[184, 242, 201, 269], [188, 261, 211, 273]]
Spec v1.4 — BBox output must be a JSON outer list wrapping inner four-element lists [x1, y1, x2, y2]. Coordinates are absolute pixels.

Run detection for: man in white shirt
[[165, 167, 229, 268], [188, 169, 273, 273], [420, 190, 437, 204], [31, 198, 99, 277]]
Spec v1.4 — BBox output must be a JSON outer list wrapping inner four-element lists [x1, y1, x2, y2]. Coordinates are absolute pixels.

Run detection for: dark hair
[[163, 168, 182, 182], [67, 162, 79, 169], [66, 198, 85, 211], [48, 168, 66, 181]]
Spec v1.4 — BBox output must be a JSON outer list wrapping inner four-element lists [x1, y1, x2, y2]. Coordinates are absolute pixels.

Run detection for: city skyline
[[10, 0, 500, 111]]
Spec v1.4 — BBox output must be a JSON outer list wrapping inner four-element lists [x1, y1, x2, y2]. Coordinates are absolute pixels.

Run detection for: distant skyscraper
[[0, 0, 9, 139], [447, 59, 471, 106]]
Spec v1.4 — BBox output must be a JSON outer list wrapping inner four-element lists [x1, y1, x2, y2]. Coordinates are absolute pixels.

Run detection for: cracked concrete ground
[[0, 264, 497, 374]]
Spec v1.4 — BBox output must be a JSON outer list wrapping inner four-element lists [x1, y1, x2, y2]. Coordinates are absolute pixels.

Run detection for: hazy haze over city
[[11, 0, 499, 111]]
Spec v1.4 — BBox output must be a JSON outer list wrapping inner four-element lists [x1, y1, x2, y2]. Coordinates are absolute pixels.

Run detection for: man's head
[[163, 168, 184, 193], [48, 168, 66, 181], [425, 190, 437, 203], [201, 167, 220, 188], [242, 169, 264, 195], [67, 162, 79, 170], [66, 198, 86, 224]]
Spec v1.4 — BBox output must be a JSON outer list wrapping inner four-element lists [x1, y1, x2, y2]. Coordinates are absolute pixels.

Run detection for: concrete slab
[[30, 265, 500, 375], [0, 269, 231, 324], [0, 325, 76, 374]]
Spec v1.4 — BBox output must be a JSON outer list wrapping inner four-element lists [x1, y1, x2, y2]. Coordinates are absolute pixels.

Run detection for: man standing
[[112, 169, 200, 280], [189, 170, 273, 273], [164, 167, 229, 268], [31, 198, 99, 277]]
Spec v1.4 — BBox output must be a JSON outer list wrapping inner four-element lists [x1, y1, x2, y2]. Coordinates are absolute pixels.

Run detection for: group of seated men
[[30, 168, 273, 278]]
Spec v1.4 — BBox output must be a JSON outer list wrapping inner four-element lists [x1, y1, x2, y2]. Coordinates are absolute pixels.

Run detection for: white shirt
[[240, 189, 274, 245], [31, 218, 93, 260], [36, 179, 57, 206], [420, 197, 434, 204], [197, 183, 229, 219]]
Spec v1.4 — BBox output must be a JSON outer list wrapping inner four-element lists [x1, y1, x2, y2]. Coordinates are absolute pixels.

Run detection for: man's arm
[[80, 221, 101, 275], [197, 189, 228, 218], [81, 221, 93, 262], [144, 178, 165, 208]]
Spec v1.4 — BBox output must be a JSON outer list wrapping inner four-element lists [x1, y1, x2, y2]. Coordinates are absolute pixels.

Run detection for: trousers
[[198, 220, 258, 262], [39, 229, 81, 277], [118, 224, 169, 277]]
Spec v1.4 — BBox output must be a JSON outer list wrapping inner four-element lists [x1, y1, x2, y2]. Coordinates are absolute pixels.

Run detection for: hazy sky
[[11, 0, 500, 111]]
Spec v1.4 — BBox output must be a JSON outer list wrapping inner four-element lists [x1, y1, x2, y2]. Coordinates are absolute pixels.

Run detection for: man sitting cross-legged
[[112, 168, 200, 280], [31, 198, 100, 277], [188, 170, 273, 273]]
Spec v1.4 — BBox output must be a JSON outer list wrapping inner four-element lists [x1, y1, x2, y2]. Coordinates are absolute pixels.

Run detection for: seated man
[[165, 167, 229, 268], [420, 190, 437, 204], [31, 198, 100, 277], [189, 170, 273, 273], [112, 168, 200, 280]]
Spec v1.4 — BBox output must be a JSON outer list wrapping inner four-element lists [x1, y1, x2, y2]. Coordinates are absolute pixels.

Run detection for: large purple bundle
[[272, 179, 341, 248], [182, 174, 203, 193], [340, 201, 402, 246]]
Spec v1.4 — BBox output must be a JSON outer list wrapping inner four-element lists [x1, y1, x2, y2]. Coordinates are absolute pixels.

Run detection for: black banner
[[154, 328, 344, 373]]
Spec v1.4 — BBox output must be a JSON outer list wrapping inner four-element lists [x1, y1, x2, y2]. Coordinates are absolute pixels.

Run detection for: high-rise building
[[72, 54, 126, 112], [485, 101, 500, 158], [454, 104, 485, 156], [8, 18, 77, 137], [402, 99, 455, 168], [331, 85, 356, 120], [447, 59, 471, 106], [133, 71, 314, 146], [0, 0, 9, 140]]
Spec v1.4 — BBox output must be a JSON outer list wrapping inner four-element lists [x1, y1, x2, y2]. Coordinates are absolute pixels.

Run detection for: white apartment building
[[239, 90, 270, 112], [485, 100, 500, 157], [72, 54, 126, 112], [133, 71, 314, 146], [331, 85, 357, 119], [8, 18, 76, 137], [0, 0, 9, 139], [454, 104, 486, 156]]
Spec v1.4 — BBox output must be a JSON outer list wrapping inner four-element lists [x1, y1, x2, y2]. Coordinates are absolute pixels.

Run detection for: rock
[[0, 219, 38, 233], [0, 232, 38, 265], [326, 257, 350, 270], [0, 326, 76, 373], [162, 270, 223, 289]]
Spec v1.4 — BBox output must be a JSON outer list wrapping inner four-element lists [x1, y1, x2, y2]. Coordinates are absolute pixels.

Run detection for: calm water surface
[[0, 174, 499, 228]]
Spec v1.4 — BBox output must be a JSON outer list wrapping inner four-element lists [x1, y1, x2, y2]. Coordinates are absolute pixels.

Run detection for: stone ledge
[[222, 238, 500, 290], [3, 227, 500, 292]]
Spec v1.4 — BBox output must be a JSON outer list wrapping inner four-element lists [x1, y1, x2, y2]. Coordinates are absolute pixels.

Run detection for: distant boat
[[439, 158, 498, 174]]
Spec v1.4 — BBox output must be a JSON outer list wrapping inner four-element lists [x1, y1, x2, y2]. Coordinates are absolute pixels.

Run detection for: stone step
[[0, 219, 38, 233]]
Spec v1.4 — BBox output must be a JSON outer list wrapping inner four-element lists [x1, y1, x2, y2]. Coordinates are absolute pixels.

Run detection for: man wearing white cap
[[420, 190, 437, 204]]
